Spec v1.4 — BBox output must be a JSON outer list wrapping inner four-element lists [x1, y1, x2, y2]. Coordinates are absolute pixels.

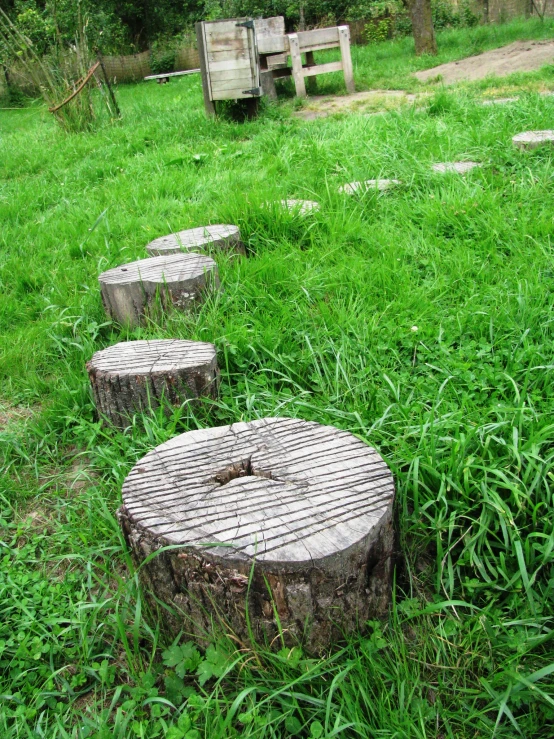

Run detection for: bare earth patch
[[292, 89, 419, 120], [415, 40, 554, 85], [0, 402, 35, 430]]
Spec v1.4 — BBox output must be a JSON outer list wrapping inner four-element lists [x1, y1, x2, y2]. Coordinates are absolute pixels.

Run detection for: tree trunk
[[119, 417, 396, 654], [407, 0, 437, 56]]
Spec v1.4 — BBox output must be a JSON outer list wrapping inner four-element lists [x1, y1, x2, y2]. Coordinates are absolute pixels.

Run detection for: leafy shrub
[[150, 47, 176, 74], [365, 17, 392, 43]]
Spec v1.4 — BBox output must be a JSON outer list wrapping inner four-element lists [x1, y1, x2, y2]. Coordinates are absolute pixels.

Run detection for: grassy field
[[2, 17, 554, 739]]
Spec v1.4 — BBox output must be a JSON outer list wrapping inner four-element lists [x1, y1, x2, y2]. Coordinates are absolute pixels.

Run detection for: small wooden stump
[[87, 340, 219, 428], [119, 417, 395, 653], [512, 130, 554, 150], [270, 199, 320, 216], [432, 161, 481, 174], [339, 179, 401, 194], [98, 253, 219, 327], [146, 225, 244, 257]]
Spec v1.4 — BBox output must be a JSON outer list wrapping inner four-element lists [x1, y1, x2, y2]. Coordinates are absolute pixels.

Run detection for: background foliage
[[1, 0, 483, 54]]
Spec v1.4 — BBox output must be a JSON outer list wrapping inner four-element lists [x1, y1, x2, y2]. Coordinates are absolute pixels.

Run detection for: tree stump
[[87, 340, 219, 428], [118, 417, 396, 653], [98, 253, 219, 327], [339, 179, 401, 194], [267, 199, 320, 216], [432, 161, 481, 174], [512, 130, 554, 150], [145, 225, 244, 257]]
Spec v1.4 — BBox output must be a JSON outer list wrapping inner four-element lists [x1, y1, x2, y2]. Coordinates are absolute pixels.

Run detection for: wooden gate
[[196, 19, 261, 114]]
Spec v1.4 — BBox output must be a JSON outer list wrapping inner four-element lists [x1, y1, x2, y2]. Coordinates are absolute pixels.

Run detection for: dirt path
[[292, 89, 419, 120], [415, 40, 554, 84]]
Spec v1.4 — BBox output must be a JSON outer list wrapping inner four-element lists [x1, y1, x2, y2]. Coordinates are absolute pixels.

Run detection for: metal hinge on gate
[[236, 19, 255, 29], [242, 87, 261, 96]]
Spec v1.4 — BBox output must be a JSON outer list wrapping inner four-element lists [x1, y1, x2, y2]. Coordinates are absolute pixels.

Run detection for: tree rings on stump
[[339, 179, 401, 194], [512, 130, 554, 150], [432, 161, 481, 174], [87, 339, 219, 428], [118, 417, 395, 653], [145, 225, 244, 257], [98, 253, 219, 327]]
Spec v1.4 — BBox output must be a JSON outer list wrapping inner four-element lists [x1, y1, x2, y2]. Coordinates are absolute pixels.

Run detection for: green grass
[[2, 17, 554, 739]]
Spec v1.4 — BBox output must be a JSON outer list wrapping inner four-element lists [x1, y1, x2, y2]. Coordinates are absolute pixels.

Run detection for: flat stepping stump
[[119, 417, 395, 653], [145, 225, 244, 257], [99, 253, 219, 327], [266, 199, 320, 216], [432, 161, 481, 174], [87, 340, 219, 428], [513, 130, 554, 150], [339, 179, 401, 194]]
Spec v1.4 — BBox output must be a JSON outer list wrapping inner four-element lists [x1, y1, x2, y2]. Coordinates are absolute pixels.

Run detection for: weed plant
[[1, 18, 554, 739]]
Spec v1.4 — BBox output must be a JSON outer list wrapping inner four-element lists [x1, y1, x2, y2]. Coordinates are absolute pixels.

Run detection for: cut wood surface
[[512, 130, 554, 150], [87, 339, 219, 428], [145, 225, 243, 256], [264, 199, 320, 216], [339, 179, 401, 194], [98, 253, 219, 327], [432, 161, 481, 174], [119, 417, 396, 651]]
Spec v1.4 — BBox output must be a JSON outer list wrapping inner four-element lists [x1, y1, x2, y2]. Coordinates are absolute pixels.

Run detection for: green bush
[[365, 17, 392, 43], [150, 47, 176, 74]]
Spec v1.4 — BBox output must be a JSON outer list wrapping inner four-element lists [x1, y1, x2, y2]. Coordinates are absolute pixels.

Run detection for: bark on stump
[[86, 340, 219, 428], [339, 179, 401, 194], [513, 130, 554, 150], [145, 225, 244, 257], [98, 253, 219, 327], [118, 417, 396, 654], [432, 161, 481, 174]]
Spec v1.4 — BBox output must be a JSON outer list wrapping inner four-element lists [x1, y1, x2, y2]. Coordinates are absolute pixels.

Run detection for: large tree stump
[[87, 340, 219, 428], [145, 225, 244, 257], [118, 417, 395, 653], [98, 253, 219, 327], [513, 130, 554, 150]]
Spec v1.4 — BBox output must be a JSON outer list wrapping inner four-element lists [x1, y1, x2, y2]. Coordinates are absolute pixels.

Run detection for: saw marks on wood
[[145, 224, 243, 256], [119, 417, 395, 651]]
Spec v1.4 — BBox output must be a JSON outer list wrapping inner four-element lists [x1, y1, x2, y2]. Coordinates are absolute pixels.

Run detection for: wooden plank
[[209, 68, 256, 83], [257, 35, 289, 55], [211, 77, 254, 93], [266, 53, 288, 70], [205, 36, 249, 52], [203, 18, 249, 34], [296, 41, 340, 53], [212, 87, 257, 100], [296, 27, 339, 48], [195, 22, 216, 115], [253, 16, 285, 38], [303, 61, 342, 78], [288, 33, 306, 98], [144, 69, 200, 81], [207, 58, 253, 72], [207, 49, 251, 62], [338, 25, 355, 94]]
